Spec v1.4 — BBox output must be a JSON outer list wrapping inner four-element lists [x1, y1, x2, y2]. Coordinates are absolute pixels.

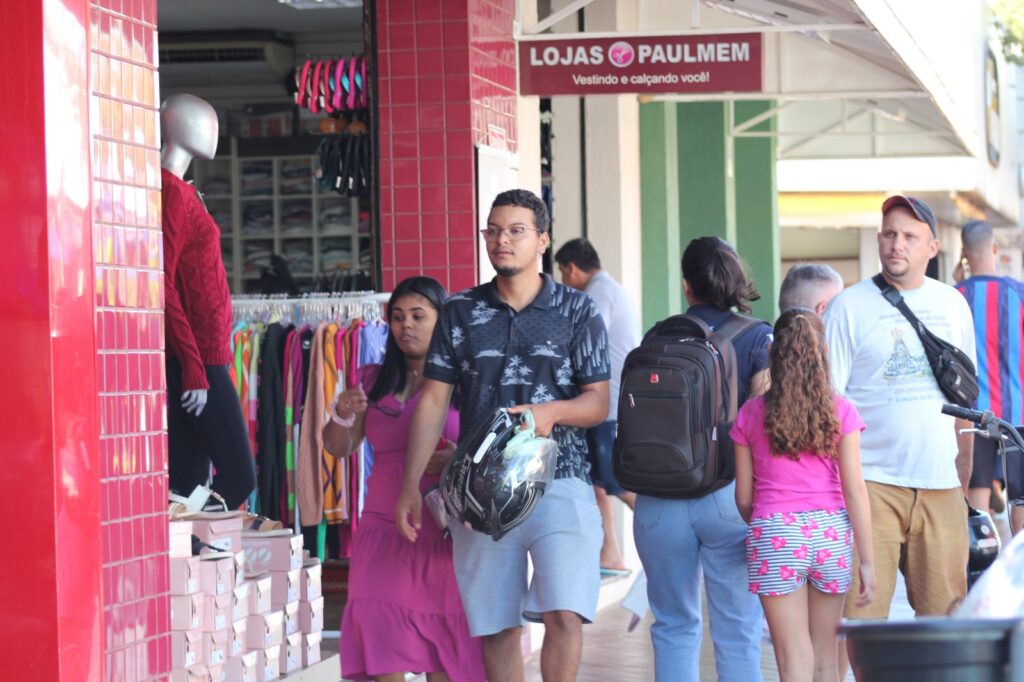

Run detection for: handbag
[[872, 274, 979, 409]]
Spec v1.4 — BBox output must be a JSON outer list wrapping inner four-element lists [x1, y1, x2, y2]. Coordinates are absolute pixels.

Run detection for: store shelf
[[192, 137, 372, 293]]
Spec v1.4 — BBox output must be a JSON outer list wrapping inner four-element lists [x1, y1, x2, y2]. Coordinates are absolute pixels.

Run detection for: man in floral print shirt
[[396, 189, 610, 681]]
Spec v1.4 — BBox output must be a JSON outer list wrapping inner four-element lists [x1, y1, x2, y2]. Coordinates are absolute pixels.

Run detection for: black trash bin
[[840, 617, 1023, 681]]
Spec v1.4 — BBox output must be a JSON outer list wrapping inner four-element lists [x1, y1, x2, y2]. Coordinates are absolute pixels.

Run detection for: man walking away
[[556, 237, 642, 574], [955, 220, 1024, 535]]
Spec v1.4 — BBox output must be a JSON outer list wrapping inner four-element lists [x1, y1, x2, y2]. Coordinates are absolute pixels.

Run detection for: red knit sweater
[[162, 167, 233, 391]]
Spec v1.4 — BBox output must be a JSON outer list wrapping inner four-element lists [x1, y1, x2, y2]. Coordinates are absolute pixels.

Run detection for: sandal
[[600, 567, 632, 577]]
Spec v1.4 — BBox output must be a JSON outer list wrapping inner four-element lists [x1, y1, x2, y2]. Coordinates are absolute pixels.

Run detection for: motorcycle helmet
[[440, 408, 558, 541], [967, 505, 1000, 573]]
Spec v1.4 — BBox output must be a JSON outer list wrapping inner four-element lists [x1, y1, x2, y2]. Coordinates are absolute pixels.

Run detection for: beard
[[882, 260, 910, 280], [494, 265, 520, 277]]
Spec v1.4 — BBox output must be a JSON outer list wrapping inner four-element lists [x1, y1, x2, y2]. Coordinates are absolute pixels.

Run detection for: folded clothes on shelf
[[241, 162, 272, 196], [201, 177, 231, 195], [320, 247, 352, 270], [280, 161, 313, 194], [243, 243, 273, 273], [281, 203, 313, 231], [241, 204, 273, 235]]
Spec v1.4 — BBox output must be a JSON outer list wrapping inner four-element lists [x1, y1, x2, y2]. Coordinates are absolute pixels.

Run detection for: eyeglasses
[[480, 226, 542, 241]]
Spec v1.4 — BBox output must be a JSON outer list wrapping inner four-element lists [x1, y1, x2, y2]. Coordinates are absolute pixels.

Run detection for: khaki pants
[[844, 482, 968, 619]]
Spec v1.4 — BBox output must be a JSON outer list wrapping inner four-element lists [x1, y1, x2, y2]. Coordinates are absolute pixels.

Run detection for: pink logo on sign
[[608, 41, 635, 68]]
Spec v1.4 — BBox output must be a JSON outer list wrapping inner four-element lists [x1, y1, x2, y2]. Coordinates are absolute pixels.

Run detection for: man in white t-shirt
[[825, 196, 975, 670], [556, 238, 641, 574]]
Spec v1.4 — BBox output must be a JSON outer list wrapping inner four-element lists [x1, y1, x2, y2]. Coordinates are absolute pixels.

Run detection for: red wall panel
[[0, 0, 103, 679], [376, 0, 518, 293]]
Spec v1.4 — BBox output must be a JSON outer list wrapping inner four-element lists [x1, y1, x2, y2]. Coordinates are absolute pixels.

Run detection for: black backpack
[[612, 313, 761, 499]]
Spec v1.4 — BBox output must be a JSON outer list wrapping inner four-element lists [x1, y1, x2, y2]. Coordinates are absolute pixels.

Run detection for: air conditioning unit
[[159, 32, 295, 87]]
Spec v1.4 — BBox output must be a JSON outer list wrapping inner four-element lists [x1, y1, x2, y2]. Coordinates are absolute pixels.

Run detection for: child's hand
[[854, 562, 876, 607]]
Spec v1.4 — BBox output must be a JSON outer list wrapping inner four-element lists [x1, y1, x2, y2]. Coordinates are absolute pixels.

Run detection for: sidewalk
[[523, 605, 782, 681], [524, 575, 915, 681]]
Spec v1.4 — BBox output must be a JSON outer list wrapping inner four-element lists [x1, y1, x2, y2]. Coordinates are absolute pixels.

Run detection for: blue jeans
[[634, 482, 764, 682]]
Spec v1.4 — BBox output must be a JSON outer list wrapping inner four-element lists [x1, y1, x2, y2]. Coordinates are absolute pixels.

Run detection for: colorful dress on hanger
[[340, 365, 484, 682]]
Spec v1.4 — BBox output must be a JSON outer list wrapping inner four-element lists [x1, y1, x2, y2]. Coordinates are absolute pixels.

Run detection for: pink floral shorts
[[746, 508, 853, 596]]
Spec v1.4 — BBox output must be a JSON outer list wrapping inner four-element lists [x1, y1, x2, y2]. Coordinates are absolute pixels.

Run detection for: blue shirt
[[424, 274, 611, 481]]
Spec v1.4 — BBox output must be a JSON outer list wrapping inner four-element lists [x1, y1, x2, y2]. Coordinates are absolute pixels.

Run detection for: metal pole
[[515, 22, 869, 41]]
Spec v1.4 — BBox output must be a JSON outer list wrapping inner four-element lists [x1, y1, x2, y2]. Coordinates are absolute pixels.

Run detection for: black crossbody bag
[[872, 274, 979, 409]]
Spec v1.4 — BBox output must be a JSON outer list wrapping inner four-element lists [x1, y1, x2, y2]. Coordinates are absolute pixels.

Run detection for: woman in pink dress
[[324, 276, 484, 682]]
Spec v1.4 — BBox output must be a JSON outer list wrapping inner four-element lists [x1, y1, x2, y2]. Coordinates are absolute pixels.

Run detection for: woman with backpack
[[731, 309, 875, 682], [633, 237, 774, 681]]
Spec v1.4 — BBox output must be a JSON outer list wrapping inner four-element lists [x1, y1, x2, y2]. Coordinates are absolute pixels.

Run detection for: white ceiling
[[157, 0, 363, 34]]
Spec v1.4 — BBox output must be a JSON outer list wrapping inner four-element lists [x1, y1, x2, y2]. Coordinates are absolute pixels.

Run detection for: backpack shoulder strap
[[871, 273, 929, 337], [713, 313, 763, 344]]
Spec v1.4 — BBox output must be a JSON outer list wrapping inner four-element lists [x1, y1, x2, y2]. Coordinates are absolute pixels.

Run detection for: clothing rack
[[230, 291, 390, 549], [231, 291, 389, 326]]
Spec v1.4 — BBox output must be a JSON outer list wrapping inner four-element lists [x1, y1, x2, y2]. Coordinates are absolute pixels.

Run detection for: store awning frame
[[514, 0, 975, 160]]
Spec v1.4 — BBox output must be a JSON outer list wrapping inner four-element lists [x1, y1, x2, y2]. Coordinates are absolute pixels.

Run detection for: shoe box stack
[[241, 529, 325, 674], [168, 513, 324, 681]]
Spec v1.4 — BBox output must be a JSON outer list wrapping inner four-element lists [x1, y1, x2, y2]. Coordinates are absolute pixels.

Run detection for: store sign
[[519, 34, 762, 96]]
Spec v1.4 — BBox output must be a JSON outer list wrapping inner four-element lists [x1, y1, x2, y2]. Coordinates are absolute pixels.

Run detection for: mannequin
[[162, 93, 255, 509]]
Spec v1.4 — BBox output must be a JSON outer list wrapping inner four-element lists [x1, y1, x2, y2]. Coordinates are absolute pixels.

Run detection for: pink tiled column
[[375, 0, 518, 293], [89, 0, 171, 680]]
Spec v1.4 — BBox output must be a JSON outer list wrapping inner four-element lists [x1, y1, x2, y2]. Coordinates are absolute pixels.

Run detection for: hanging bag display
[[294, 55, 368, 115], [871, 274, 979, 409]]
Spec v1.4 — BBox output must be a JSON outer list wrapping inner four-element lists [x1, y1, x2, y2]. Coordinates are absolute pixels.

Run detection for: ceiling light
[[277, 0, 362, 9]]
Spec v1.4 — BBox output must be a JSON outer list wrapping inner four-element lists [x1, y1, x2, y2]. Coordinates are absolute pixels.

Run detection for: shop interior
[[157, 1, 375, 676], [159, 0, 375, 295]]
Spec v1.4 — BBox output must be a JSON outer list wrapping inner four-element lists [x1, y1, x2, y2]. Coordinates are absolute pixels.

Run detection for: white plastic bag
[[957, 531, 1024, 618]]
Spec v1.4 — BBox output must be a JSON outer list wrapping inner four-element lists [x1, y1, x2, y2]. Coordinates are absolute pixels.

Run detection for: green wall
[[639, 102, 682, 330], [640, 100, 780, 325], [734, 100, 780, 321]]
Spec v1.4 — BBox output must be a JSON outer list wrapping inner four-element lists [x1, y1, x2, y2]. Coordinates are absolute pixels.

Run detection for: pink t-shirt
[[730, 394, 865, 519]]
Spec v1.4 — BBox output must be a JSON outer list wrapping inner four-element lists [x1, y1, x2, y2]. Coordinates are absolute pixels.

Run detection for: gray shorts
[[450, 476, 603, 637]]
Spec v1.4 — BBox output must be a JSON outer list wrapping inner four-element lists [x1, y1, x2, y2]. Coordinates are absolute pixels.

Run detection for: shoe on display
[[201, 490, 229, 512], [168, 485, 212, 513]]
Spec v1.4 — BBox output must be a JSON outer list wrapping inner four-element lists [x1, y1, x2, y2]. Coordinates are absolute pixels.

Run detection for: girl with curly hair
[[731, 309, 876, 682]]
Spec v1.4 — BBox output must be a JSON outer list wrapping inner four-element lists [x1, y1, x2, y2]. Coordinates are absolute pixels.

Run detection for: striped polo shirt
[[956, 275, 1024, 423]]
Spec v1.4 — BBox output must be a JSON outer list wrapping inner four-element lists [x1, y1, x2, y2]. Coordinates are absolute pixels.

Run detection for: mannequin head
[[160, 94, 218, 178]]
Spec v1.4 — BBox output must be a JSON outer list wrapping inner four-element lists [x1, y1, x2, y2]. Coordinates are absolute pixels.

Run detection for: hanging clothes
[[297, 321, 329, 525], [229, 294, 387, 558], [257, 322, 290, 519], [321, 323, 348, 524], [232, 326, 252, 404]]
